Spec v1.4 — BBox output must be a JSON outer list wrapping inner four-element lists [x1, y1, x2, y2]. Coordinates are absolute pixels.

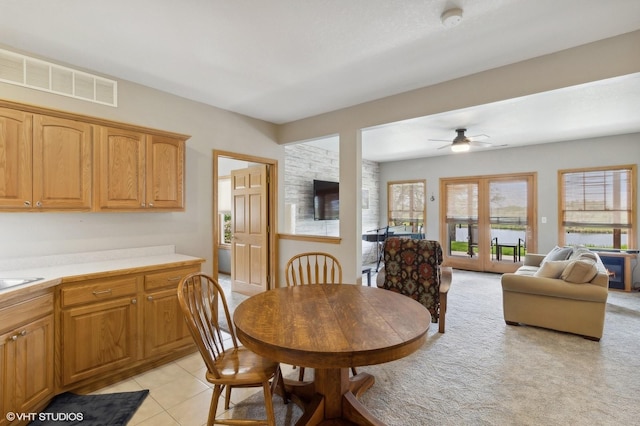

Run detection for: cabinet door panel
[[0, 108, 32, 209], [146, 135, 184, 209], [97, 126, 146, 210], [2, 315, 54, 420], [144, 287, 192, 358], [0, 334, 5, 424], [33, 115, 93, 210], [61, 297, 138, 386]]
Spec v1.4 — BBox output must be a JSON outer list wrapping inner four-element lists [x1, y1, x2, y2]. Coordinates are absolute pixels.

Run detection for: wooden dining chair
[[284, 252, 357, 380], [285, 251, 343, 286], [177, 272, 285, 426]]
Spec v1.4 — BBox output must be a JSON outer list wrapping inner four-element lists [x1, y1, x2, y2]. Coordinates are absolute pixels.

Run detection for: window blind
[[388, 181, 424, 223], [445, 182, 478, 223], [489, 180, 528, 225], [562, 168, 632, 228]]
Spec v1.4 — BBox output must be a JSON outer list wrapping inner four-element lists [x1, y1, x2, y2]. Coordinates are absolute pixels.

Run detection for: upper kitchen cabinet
[[0, 107, 92, 211], [147, 134, 185, 210], [34, 115, 93, 210], [95, 127, 185, 211], [0, 99, 189, 213], [0, 107, 32, 209]]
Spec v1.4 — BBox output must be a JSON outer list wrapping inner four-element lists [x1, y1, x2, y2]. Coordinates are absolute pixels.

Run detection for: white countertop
[[0, 245, 204, 296]]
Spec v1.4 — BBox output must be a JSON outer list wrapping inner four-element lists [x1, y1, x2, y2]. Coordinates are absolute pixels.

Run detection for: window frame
[[558, 164, 637, 250]]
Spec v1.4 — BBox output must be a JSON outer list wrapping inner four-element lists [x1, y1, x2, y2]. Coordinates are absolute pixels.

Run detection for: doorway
[[440, 172, 537, 273], [213, 150, 278, 296]]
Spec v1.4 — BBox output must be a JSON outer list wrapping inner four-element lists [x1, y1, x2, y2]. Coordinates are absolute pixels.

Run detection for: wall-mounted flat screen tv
[[313, 179, 339, 220]]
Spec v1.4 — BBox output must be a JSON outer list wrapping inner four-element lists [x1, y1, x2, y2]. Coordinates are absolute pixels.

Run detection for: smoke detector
[[441, 8, 463, 28]]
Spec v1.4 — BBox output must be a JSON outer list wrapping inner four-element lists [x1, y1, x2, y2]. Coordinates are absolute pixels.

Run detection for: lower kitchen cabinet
[[143, 265, 198, 358], [60, 291, 139, 386], [57, 261, 200, 390], [0, 292, 54, 426]]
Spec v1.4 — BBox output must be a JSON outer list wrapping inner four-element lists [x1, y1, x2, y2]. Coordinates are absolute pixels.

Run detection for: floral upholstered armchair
[[376, 237, 452, 333]]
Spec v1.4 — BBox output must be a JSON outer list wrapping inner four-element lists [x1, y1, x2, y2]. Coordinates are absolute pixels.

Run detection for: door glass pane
[[489, 179, 528, 262], [445, 182, 478, 257]]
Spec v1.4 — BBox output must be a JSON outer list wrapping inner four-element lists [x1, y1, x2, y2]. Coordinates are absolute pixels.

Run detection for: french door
[[440, 173, 537, 273]]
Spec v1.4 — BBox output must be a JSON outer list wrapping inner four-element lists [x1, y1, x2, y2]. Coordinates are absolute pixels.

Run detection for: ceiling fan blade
[[469, 140, 492, 147], [428, 138, 451, 142], [437, 143, 451, 150], [468, 134, 490, 140]]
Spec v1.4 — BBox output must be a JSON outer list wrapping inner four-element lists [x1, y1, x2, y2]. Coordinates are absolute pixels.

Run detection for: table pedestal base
[[281, 368, 383, 426]]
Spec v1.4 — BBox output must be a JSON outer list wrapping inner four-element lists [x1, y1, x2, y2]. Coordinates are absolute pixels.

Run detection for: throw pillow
[[570, 246, 597, 261], [534, 260, 571, 278], [542, 246, 573, 263], [577, 251, 598, 262], [561, 258, 598, 283]]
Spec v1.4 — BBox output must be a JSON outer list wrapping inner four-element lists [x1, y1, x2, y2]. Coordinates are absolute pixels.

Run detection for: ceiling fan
[[429, 128, 492, 152]]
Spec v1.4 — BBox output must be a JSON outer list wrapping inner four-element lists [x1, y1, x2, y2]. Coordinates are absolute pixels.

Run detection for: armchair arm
[[523, 253, 546, 267], [376, 267, 385, 288], [438, 266, 452, 333], [439, 266, 452, 295]]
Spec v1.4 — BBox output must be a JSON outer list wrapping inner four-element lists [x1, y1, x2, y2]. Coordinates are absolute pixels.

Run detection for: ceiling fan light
[[451, 143, 470, 152]]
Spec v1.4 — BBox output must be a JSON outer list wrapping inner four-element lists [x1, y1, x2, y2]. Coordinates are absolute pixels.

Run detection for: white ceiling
[[1, 0, 639, 161]]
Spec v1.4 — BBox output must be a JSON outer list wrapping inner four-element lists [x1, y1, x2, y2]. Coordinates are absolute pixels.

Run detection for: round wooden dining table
[[233, 284, 431, 425]]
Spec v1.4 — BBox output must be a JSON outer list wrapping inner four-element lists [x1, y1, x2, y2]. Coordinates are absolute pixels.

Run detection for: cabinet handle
[[167, 276, 182, 282], [149, 203, 154, 207], [9, 330, 27, 341], [147, 296, 153, 301], [92, 289, 113, 296], [24, 200, 31, 207], [131, 298, 137, 304], [36, 200, 43, 208], [141, 202, 146, 207]]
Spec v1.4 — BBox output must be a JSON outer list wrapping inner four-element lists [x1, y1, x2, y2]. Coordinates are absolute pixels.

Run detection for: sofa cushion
[[515, 265, 540, 276], [534, 260, 571, 278], [542, 246, 573, 263], [561, 258, 599, 283]]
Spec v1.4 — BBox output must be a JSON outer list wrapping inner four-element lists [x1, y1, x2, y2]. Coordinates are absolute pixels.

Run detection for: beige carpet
[[229, 270, 640, 425]]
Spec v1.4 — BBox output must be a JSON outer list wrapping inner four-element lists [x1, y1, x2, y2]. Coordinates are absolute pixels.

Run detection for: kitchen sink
[[0, 277, 44, 290]]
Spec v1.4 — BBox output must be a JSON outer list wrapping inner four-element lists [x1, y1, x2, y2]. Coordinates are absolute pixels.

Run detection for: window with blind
[[387, 180, 425, 232], [560, 165, 636, 249]]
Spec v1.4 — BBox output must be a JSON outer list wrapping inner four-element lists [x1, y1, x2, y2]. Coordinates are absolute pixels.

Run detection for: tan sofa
[[501, 247, 609, 341]]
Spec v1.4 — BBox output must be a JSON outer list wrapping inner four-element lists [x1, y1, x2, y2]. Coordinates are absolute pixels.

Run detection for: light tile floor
[[93, 333, 297, 426], [94, 268, 377, 425]]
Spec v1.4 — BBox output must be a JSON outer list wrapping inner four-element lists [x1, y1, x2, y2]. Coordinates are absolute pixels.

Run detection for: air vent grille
[[0, 48, 117, 107]]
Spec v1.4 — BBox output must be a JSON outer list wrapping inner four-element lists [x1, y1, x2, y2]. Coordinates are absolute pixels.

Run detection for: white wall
[[378, 133, 640, 285], [275, 31, 640, 287], [0, 74, 283, 276]]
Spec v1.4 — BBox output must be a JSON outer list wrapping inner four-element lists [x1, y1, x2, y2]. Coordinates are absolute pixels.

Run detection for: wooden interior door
[[231, 164, 269, 295]]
